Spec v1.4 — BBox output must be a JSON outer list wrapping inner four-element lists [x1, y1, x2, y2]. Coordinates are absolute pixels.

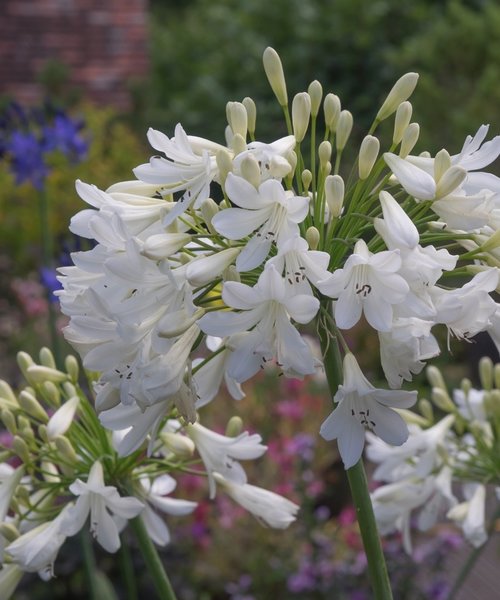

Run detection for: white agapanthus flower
[[447, 483, 488, 548], [320, 353, 417, 469], [64, 461, 144, 553]]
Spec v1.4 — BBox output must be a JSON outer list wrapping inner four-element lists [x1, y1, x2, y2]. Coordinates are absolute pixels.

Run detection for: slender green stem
[[80, 529, 99, 600], [119, 536, 139, 600], [319, 305, 393, 600], [130, 516, 178, 600]]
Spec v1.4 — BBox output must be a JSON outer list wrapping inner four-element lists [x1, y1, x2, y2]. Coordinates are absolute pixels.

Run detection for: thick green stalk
[[130, 516, 178, 600], [318, 308, 393, 600]]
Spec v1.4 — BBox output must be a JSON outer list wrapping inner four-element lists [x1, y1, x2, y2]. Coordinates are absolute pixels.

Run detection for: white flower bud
[[308, 80, 323, 118], [1, 408, 17, 435], [318, 140, 332, 167], [142, 232, 193, 261], [186, 248, 241, 287], [399, 123, 420, 158], [324, 93, 341, 131], [431, 388, 455, 412], [216, 148, 233, 186], [39, 347, 56, 369], [225, 416, 244, 437], [160, 431, 195, 459], [358, 135, 380, 180], [12, 436, 30, 463], [54, 435, 78, 464], [41, 460, 60, 483], [26, 365, 68, 384], [224, 265, 241, 282], [305, 227, 321, 251], [292, 92, 311, 143], [240, 154, 261, 188], [227, 101, 248, 139], [64, 355, 79, 383], [336, 110, 353, 151], [47, 396, 80, 440], [242, 97, 257, 136], [376, 73, 419, 122], [494, 364, 500, 390], [0, 564, 23, 599], [435, 166, 467, 199], [0, 381, 18, 408], [231, 133, 247, 155], [301, 169, 312, 192], [434, 149, 452, 182], [0, 523, 19, 543], [157, 307, 206, 338], [393, 101, 413, 144], [200, 198, 220, 235], [324, 174, 345, 218], [479, 356, 494, 391], [16, 352, 35, 380], [18, 390, 48, 423], [426, 365, 446, 390], [418, 398, 434, 423], [263, 47, 288, 106]]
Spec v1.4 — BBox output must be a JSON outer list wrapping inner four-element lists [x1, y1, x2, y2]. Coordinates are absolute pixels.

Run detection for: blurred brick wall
[[0, 0, 149, 108]]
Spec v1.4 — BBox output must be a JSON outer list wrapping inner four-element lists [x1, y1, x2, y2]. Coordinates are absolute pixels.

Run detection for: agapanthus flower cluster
[[56, 47, 500, 473], [0, 348, 296, 596], [367, 356, 500, 552]]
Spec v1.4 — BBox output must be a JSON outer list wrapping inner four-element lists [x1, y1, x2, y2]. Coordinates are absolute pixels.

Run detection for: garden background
[[1, 0, 500, 598]]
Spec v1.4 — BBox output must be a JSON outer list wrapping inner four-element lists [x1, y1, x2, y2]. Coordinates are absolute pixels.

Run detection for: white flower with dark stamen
[[318, 239, 409, 332], [64, 461, 144, 552], [212, 173, 309, 271], [320, 353, 416, 469]]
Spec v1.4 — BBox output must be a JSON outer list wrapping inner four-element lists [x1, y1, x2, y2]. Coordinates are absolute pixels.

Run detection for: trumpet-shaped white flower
[[214, 473, 299, 529], [198, 264, 320, 378], [186, 422, 267, 498], [212, 174, 309, 271], [320, 354, 417, 469], [318, 239, 409, 332], [447, 483, 487, 547], [64, 461, 144, 552], [138, 474, 197, 546], [5, 505, 72, 580]]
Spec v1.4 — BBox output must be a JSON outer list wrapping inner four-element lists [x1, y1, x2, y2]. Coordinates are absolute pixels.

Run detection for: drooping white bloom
[[5, 505, 72, 580], [64, 461, 144, 552], [198, 264, 320, 379], [447, 483, 487, 547], [138, 474, 197, 546], [212, 173, 309, 271], [186, 422, 267, 498], [320, 353, 416, 469], [214, 473, 299, 529], [318, 239, 409, 332]]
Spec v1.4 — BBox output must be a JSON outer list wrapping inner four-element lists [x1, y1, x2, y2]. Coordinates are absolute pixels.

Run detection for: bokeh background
[[1, 1, 500, 598]]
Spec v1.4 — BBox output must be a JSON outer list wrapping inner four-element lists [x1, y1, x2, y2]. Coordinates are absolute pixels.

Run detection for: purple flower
[[42, 113, 88, 162], [7, 131, 48, 189]]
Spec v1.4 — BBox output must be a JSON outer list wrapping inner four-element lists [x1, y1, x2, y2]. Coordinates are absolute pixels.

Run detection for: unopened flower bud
[[225, 415, 244, 437], [263, 47, 288, 106], [397, 408, 429, 427], [318, 141, 332, 168], [216, 149, 233, 186], [488, 389, 500, 418], [426, 365, 446, 390], [0, 523, 19, 543], [39, 347, 56, 369], [305, 227, 321, 251], [63, 355, 79, 384], [308, 80, 323, 118], [479, 229, 500, 252], [376, 73, 419, 122], [240, 154, 261, 188], [26, 365, 67, 385], [434, 149, 452, 182], [18, 391, 48, 423], [12, 436, 30, 463], [461, 377, 472, 397], [17, 415, 31, 432], [336, 110, 353, 151], [17, 352, 35, 380], [55, 435, 78, 464], [393, 101, 412, 144], [399, 123, 420, 158], [161, 431, 195, 459], [301, 169, 312, 192], [285, 152, 297, 186], [292, 92, 311, 143], [325, 175, 344, 218], [1, 408, 17, 435], [0, 381, 18, 408], [186, 249, 240, 288], [200, 198, 220, 235], [38, 424, 48, 442], [431, 388, 455, 412], [227, 101, 248, 139], [47, 396, 80, 440], [242, 97, 257, 137], [231, 133, 246, 155], [41, 460, 60, 483], [324, 93, 341, 131], [435, 166, 467, 199], [494, 364, 500, 390], [142, 232, 192, 261], [479, 356, 494, 391], [358, 135, 380, 180], [20, 426, 35, 444], [62, 382, 77, 398], [418, 398, 434, 423]]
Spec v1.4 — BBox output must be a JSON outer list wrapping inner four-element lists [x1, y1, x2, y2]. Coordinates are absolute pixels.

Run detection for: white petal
[[384, 153, 436, 200]]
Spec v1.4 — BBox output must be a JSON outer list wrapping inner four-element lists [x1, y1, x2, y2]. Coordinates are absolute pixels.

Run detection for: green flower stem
[[319, 307, 393, 600], [119, 536, 138, 600], [130, 515, 178, 600], [80, 529, 99, 600]]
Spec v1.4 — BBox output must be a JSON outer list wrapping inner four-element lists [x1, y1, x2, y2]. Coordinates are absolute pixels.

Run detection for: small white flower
[[64, 461, 144, 553], [447, 483, 487, 547], [214, 473, 299, 529], [320, 353, 416, 469]]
